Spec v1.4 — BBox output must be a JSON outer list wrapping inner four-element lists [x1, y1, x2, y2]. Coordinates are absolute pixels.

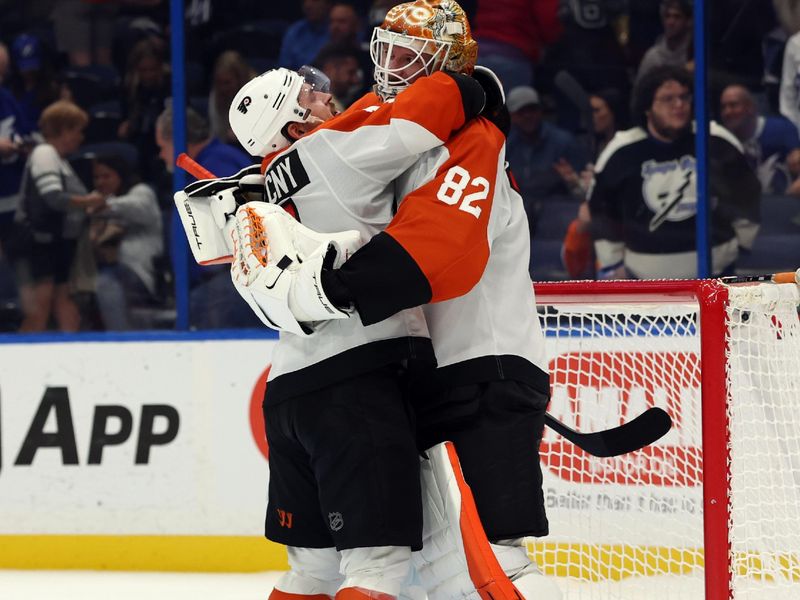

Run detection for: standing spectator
[[588, 65, 761, 280], [779, 28, 800, 133], [0, 86, 34, 256], [154, 103, 260, 329], [634, 0, 693, 86], [472, 0, 562, 92], [720, 83, 800, 193], [8, 33, 65, 130], [90, 153, 163, 330], [15, 100, 105, 332], [118, 38, 170, 182], [208, 51, 255, 147], [50, 0, 117, 67], [542, 0, 630, 106], [505, 84, 588, 259], [277, 0, 332, 70]]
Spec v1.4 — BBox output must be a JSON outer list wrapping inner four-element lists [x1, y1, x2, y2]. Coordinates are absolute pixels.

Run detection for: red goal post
[[531, 278, 800, 600]]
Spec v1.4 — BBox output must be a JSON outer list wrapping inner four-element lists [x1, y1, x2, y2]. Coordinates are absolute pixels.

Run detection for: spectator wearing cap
[[277, 0, 332, 71], [634, 0, 693, 86], [506, 85, 589, 260], [8, 33, 65, 130]]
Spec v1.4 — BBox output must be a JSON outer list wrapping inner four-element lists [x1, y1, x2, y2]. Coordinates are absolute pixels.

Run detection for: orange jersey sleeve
[[385, 117, 506, 302]]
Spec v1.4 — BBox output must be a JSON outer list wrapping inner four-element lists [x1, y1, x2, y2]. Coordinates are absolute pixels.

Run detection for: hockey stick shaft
[[544, 407, 673, 457], [176, 152, 216, 180], [719, 269, 799, 285]]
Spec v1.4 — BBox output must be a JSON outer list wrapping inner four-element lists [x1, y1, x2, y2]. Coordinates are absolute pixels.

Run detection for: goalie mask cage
[[530, 279, 800, 600]]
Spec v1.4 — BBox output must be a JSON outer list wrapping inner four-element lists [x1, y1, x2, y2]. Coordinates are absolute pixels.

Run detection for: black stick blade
[[545, 407, 673, 458]]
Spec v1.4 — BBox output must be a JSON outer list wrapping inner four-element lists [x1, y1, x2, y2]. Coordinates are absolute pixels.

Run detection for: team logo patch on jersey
[[237, 96, 252, 114], [328, 511, 344, 532], [263, 149, 310, 204], [640, 155, 697, 231]]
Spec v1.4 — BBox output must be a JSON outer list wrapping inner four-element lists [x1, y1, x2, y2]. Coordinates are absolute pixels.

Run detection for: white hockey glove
[[174, 187, 239, 265], [175, 166, 269, 265], [230, 202, 363, 336]]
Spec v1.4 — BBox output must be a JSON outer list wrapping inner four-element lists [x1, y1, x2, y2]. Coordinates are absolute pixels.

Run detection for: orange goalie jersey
[[332, 115, 549, 391], [254, 71, 486, 402]]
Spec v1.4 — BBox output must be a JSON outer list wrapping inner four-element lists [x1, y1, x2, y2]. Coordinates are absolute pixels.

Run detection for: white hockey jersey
[[261, 72, 485, 402], [331, 116, 549, 393]]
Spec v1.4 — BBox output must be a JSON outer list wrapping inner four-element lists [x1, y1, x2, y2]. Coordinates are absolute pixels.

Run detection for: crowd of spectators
[[0, 0, 797, 333]]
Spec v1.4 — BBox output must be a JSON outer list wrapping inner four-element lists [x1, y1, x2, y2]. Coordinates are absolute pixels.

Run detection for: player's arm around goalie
[[320, 115, 508, 326]]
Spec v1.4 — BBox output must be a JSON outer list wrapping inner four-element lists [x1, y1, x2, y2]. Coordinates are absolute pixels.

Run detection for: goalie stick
[[544, 408, 672, 458], [177, 154, 672, 458]]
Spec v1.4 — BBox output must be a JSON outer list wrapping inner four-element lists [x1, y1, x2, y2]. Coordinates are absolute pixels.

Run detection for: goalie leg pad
[[413, 442, 522, 600], [272, 546, 342, 598], [339, 546, 412, 599], [491, 540, 562, 600]]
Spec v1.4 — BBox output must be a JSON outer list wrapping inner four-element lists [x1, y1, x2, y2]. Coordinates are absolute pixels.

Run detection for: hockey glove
[[472, 65, 510, 137], [174, 187, 239, 265], [230, 202, 363, 336]]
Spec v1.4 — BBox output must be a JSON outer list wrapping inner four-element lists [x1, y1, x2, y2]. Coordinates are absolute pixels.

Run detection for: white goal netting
[[531, 281, 800, 600]]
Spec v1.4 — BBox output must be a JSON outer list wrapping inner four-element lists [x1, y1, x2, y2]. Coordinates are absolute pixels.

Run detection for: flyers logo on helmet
[[541, 351, 703, 487]]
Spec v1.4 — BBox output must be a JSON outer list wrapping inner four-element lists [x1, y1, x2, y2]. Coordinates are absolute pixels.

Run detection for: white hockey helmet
[[370, 0, 477, 100], [228, 65, 331, 157]]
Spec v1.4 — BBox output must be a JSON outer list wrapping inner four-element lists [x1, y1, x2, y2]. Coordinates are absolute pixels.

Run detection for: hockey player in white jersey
[[177, 43, 488, 600], [177, 2, 560, 599]]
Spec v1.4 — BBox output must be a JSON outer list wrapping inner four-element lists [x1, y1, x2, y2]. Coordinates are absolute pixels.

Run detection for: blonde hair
[[39, 100, 89, 139]]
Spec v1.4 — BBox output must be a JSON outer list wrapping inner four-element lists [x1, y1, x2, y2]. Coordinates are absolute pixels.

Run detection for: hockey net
[[530, 279, 800, 600]]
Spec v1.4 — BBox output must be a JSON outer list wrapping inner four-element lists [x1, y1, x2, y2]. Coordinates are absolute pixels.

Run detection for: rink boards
[[0, 333, 786, 574]]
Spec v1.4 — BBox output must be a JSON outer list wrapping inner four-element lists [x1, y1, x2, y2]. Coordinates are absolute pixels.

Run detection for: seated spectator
[[554, 87, 628, 200], [119, 38, 171, 182], [558, 89, 629, 279], [588, 66, 761, 280], [90, 153, 163, 330], [720, 83, 800, 193], [8, 33, 66, 130], [0, 42, 9, 85], [634, 0, 693, 87], [14, 100, 106, 332], [208, 51, 255, 147], [505, 85, 589, 237], [314, 43, 366, 111], [154, 103, 261, 330], [277, 0, 332, 70], [155, 103, 252, 180], [327, 2, 372, 86]]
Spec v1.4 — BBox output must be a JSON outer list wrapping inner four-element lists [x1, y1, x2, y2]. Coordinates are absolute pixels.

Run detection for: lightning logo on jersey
[[641, 155, 697, 231]]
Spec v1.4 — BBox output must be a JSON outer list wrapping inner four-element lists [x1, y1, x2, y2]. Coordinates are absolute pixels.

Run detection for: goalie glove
[[230, 202, 363, 336]]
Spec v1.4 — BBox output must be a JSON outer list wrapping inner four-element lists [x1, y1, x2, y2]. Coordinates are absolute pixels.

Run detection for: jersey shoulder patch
[[262, 148, 310, 204]]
